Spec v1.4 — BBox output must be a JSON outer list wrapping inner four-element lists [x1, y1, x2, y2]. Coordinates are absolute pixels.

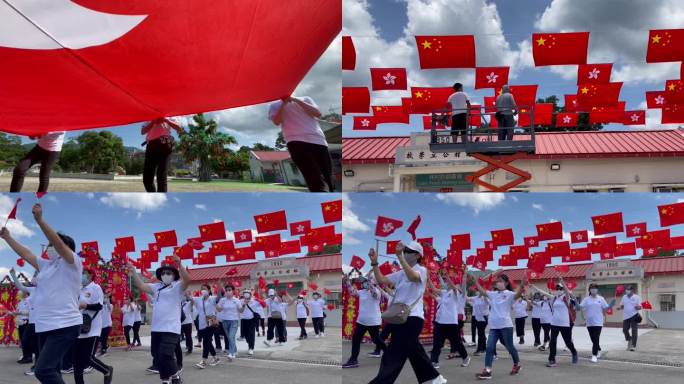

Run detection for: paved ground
[[0, 326, 341, 384], [342, 327, 684, 384]]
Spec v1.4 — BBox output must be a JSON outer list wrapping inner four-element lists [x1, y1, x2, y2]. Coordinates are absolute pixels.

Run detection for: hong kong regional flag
[[592, 212, 624, 235], [370, 68, 407, 91], [375, 216, 403, 237], [577, 63, 612, 85], [658, 201, 684, 227], [532, 32, 590, 66], [415, 35, 476, 69], [474, 67, 509, 89]]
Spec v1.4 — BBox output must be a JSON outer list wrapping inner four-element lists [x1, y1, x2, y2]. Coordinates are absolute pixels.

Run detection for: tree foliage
[[177, 113, 237, 182]]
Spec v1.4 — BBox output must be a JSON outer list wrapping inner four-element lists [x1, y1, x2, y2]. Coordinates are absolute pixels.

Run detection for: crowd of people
[[0, 203, 331, 384], [342, 240, 643, 383]]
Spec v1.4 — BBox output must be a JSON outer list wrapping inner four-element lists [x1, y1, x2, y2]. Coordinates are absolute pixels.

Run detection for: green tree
[[177, 113, 237, 182], [534, 96, 604, 132], [0, 133, 25, 167], [77, 131, 126, 174], [275, 132, 286, 150], [124, 156, 145, 175], [56, 139, 82, 173], [252, 143, 275, 151]]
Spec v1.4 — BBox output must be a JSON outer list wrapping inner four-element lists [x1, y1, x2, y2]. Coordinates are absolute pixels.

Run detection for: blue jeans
[[222, 320, 239, 354], [484, 327, 519, 368], [35, 325, 80, 384]]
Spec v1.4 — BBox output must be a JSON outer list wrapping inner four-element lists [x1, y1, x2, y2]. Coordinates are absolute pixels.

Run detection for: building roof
[[186, 253, 341, 282], [342, 129, 684, 164], [250, 150, 291, 162], [492, 255, 684, 281]]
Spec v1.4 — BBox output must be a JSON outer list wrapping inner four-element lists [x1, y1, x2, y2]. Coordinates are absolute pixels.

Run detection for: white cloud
[[173, 196, 181, 203], [99, 193, 168, 211], [532, 203, 543, 211], [435, 193, 505, 214], [195, 204, 207, 211], [342, 193, 370, 245], [86, 193, 95, 199], [0, 195, 35, 251]]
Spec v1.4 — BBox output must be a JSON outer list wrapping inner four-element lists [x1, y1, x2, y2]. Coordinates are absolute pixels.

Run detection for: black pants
[[194, 319, 202, 343], [297, 318, 308, 338], [10, 145, 60, 193], [73, 336, 110, 384], [531, 318, 541, 345], [350, 324, 385, 362], [241, 318, 256, 349], [312, 317, 325, 335], [475, 318, 488, 352], [35, 325, 80, 384], [496, 114, 515, 140], [23, 323, 40, 361], [374, 325, 392, 353], [451, 113, 467, 143], [98, 327, 111, 352], [369, 317, 439, 384], [623, 314, 639, 347], [515, 317, 526, 338], [181, 323, 193, 353], [259, 318, 266, 335], [431, 322, 467, 363], [18, 323, 30, 359], [541, 322, 551, 343], [175, 339, 183, 369], [549, 325, 577, 362], [267, 318, 286, 343], [199, 328, 216, 359], [132, 321, 142, 345], [124, 325, 133, 345], [143, 138, 172, 192], [587, 326, 603, 356], [470, 319, 476, 343], [286, 141, 334, 192], [151, 332, 180, 381], [214, 325, 224, 350]]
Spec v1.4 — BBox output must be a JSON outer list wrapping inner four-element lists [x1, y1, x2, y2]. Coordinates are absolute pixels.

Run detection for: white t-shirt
[[356, 288, 382, 326], [540, 300, 553, 324], [621, 294, 642, 320], [455, 291, 466, 317], [134, 306, 142, 322], [122, 303, 137, 327], [194, 296, 218, 330], [296, 301, 308, 319], [386, 264, 428, 319], [79, 282, 104, 339], [16, 298, 30, 323], [513, 299, 528, 318], [25, 287, 36, 324], [181, 300, 193, 325], [240, 299, 258, 320], [435, 289, 459, 325], [268, 97, 327, 147], [34, 255, 83, 333], [101, 303, 112, 328], [145, 117, 180, 141], [469, 296, 488, 322], [254, 300, 266, 318], [530, 300, 543, 319], [581, 295, 609, 327], [447, 92, 469, 114], [551, 295, 571, 327], [307, 298, 326, 319], [148, 281, 184, 334], [265, 297, 282, 318], [218, 297, 242, 321], [280, 302, 290, 321], [486, 290, 515, 329], [37, 131, 66, 152]]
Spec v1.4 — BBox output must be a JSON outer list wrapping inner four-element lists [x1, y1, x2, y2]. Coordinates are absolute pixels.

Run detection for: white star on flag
[[297, 225, 305, 232], [361, 119, 370, 127], [575, 234, 583, 240], [563, 116, 572, 124], [630, 114, 640, 122], [382, 222, 395, 233], [648, 249, 655, 255], [528, 239, 534, 245], [655, 95, 665, 105], [240, 234, 246, 240], [632, 227, 641, 234], [313, 245, 320, 250], [486, 72, 498, 84], [588, 68, 600, 79], [383, 72, 397, 85]]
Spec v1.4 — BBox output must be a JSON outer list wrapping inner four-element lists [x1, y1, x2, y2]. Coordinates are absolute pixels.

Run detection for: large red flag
[[372, 106, 410, 124], [451, 234, 471, 250], [645, 91, 667, 109], [640, 229, 671, 248], [536, 222, 563, 241], [626, 222, 647, 237], [342, 87, 370, 114], [569, 247, 591, 262], [375, 216, 403, 237], [500, 85, 538, 108], [615, 242, 637, 257], [415, 35, 476, 69], [154, 230, 178, 248], [564, 95, 578, 112], [589, 102, 626, 124], [234, 230, 253, 243], [546, 241, 570, 257], [577, 83, 623, 108], [622, 110, 646, 125], [589, 236, 617, 254], [321, 200, 342, 223], [532, 32, 590, 66], [592, 212, 624, 235], [662, 103, 684, 124], [556, 112, 578, 127], [410, 87, 454, 114], [229, 246, 256, 262], [254, 210, 288, 233], [253, 234, 281, 252], [474, 67, 510, 89], [352, 116, 377, 130], [289, 221, 311, 237], [278, 240, 301, 256], [510, 245, 529, 260], [658, 201, 684, 227], [199, 222, 226, 242], [491, 228, 514, 247], [577, 63, 612, 85], [210, 240, 235, 257], [370, 68, 407, 91], [570, 230, 588, 244], [665, 79, 684, 104], [115, 236, 135, 253], [646, 29, 684, 63], [518, 103, 553, 127], [342, 36, 356, 70]]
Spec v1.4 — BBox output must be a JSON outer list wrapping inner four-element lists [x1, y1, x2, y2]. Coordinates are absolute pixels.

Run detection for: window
[[574, 189, 599, 193], [653, 187, 684, 192], [659, 294, 676, 312], [608, 188, 625, 193]]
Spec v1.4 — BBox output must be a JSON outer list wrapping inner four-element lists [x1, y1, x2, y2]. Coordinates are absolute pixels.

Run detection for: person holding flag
[[513, 297, 529, 345], [216, 284, 241, 361], [9, 268, 40, 375], [529, 292, 544, 348], [140, 117, 185, 193], [238, 290, 259, 356], [579, 283, 615, 362], [10, 131, 65, 193], [192, 283, 221, 368], [97, 294, 113, 357], [467, 291, 490, 356], [181, 292, 195, 355], [308, 291, 327, 338], [295, 295, 310, 340], [121, 296, 138, 350], [264, 289, 287, 346], [429, 268, 470, 368], [617, 285, 642, 351]]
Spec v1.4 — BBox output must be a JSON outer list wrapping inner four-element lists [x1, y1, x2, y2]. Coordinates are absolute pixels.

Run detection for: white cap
[[268, 288, 275, 296], [405, 240, 424, 256]]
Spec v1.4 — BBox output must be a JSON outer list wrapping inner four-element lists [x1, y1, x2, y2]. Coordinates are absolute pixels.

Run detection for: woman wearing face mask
[[473, 273, 525, 380], [97, 294, 113, 357], [132, 299, 143, 347], [368, 241, 447, 384], [264, 289, 285, 346], [537, 295, 553, 351], [1, 203, 82, 384], [239, 290, 258, 355], [122, 297, 137, 350], [10, 269, 40, 375], [467, 291, 490, 356], [429, 268, 470, 369], [128, 255, 189, 384], [307, 291, 327, 338], [530, 279, 578, 367], [616, 285, 642, 351], [295, 295, 310, 340], [529, 293, 543, 348], [217, 284, 241, 360], [512, 296, 528, 345], [192, 284, 220, 368], [181, 293, 194, 355], [579, 283, 615, 362], [277, 291, 294, 343]]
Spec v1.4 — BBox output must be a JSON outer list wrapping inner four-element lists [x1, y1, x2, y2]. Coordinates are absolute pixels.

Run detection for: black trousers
[[548, 325, 577, 362], [24, 323, 40, 361], [541, 322, 551, 343], [35, 325, 80, 384], [431, 322, 467, 363], [259, 318, 266, 334], [199, 328, 216, 359], [286, 141, 334, 192], [10, 145, 60, 193], [181, 323, 193, 353], [312, 317, 325, 335], [241, 318, 256, 349], [73, 336, 110, 384], [350, 324, 385, 362], [18, 323, 30, 359], [369, 317, 439, 384], [531, 318, 541, 345], [151, 332, 180, 381], [194, 319, 202, 343], [143, 138, 172, 192], [267, 318, 286, 343], [587, 326, 603, 356], [374, 324, 392, 353], [214, 325, 224, 350], [475, 318, 488, 353], [451, 113, 467, 143], [175, 339, 183, 369], [98, 327, 111, 352], [496, 114, 515, 140], [470, 319, 476, 343], [132, 321, 142, 345], [515, 317, 527, 338], [124, 325, 133, 345], [623, 314, 639, 347], [297, 318, 308, 338]]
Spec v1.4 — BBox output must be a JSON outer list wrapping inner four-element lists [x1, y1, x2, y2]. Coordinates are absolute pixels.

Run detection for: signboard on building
[[586, 259, 644, 280], [415, 173, 473, 189], [395, 146, 482, 166]]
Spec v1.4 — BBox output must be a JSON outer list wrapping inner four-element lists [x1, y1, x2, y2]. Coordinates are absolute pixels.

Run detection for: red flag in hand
[[406, 215, 421, 240], [491, 228, 514, 247], [615, 285, 625, 296], [350, 255, 365, 270], [115, 236, 136, 253], [641, 300, 653, 310], [308, 282, 318, 291], [375, 216, 403, 237], [326, 303, 335, 311], [6, 198, 21, 220], [258, 276, 266, 290], [546, 278, 556, 291], [35, 192, 47, 199]]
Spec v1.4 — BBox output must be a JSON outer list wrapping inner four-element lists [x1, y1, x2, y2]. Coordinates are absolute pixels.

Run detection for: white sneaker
[[468, 342, 476, 347], [315, 334, 321, 338], [209, 357, 220, 366], [263, 340, 271, 347], [461, 356, 471, 367], [597, 351, 601, 358], [248, 349, 254, 355], [424, 374, 447, 384], [321, 333, 325, 337], [591, 355, 598, 363]]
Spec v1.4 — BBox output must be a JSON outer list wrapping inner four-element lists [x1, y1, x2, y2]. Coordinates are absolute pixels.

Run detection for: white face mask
[[243, 294, 251, 300], [201, 289, 209, 297], [161, 274, 174, 285], [589, 288, 598, 295], [557, 290, 564, 296], [46, 248, 60, 261], [626, 290, 633, 296]]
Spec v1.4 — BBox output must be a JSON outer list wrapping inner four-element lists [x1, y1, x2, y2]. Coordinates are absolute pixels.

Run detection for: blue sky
[[0, 192, 341, 275], [343, 0, 684, 138], [342, 193, 684, 269]]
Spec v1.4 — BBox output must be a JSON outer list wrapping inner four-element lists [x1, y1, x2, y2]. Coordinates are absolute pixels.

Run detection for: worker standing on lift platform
[[495, 85, 518, 141], [447, 83, 471, 144]]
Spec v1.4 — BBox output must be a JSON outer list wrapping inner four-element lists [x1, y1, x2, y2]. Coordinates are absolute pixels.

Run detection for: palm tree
[[177, 113, 237, 182]]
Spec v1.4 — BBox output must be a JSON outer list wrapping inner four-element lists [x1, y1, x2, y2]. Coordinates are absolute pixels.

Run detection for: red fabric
[[321, 200, 342, 223], [410, 87, 453, 114], [342, 36, 356, 70], [187, 237, 204, 250], [350, 255, 365, 270], [570, 230, 588, 243], [658, 201, 684, 227], [536, 221, 563, 241], [278, 240, 301, 256], [546, 241, 570, 257], [555, 112, 578, 127], [372, 106, 410, 124], [626, 222, 647, 237], [342, 87, 370, 114], [589, 101, 626, 124], [592, 212, 624, 235], [386, 240, 400, 255], [623, 110, 646, 125], [253, 234, 281, 252], [491, 228, 514, 247], [532, 32, 590, 66], [154, 230, 177, 248], [451, 234, 471, 250], [378, 262, 393, 275], [498, 254, 516, 267], [352, 116, 377, 130], [370, 68, 407, 91], [234, 230, 253, 243], [554, 265, 570, 274], [641, 300, 653, 310], [422, 115, 448, 130], [640, 229, 671, 248], [564, 95, 578, 112], [518, 103, 553, 127], [661, 103, 684, 124], [577, 83, 623, 109], [173, 244, 193, 260], [289, 221, 311, 237], [375, 216, 403, 237], [474, 67, 509, 89], [254, 210, 288, 233], [503, 85, 538, 108], [115, 236, 135, 253], [484, 96, 497, 113], [589, 236, 617, 254], [407, 215, 421, 240], [300, 225, 336, 245], [402, 98, 413, 115], [524, 236, 539, 248], [645, 91, 667, 109], [81, 241, 100, 255], [196, 252, 216, 265], [210, 240, 235, 257], [0, 0, 340, 135], [199, 221, 226, 242], [569, 247, 591, 262], [646, 29, 684, 63], [616, 242, 637, 257], [415, 35, 475, 69], [228, 246, 256, 262], [510, 245, 529, 260], [577, 63, 613, 85]]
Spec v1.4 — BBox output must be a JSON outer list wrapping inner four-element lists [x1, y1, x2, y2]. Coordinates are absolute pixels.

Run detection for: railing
[[428, 105, 536, 154]]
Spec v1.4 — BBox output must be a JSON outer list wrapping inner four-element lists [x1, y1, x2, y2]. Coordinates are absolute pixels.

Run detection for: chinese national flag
[[589, 102, 626, 124], [370, 68, 408, 91], [300, 225, 336, 245], [592, 212, 624, 235], [234, 230, 253, 243], [81, 241, 99, 256], [289, 220, 311, 237], [199, 221, 226, 242], [616, 242, 637, 257], [447, 249, 462, 267], [498, 254, 516, 267], [546, 241, 570, 257], [484, 96, 497, 113], [451, 233, 471, 250], [497, 85, 538, 107], [197, 252, 216, 265], [187, 237, 204, 250], [472, 254, 488, 271], [378, 262, 394, 275], [254, 210, 288, 233], [532, 32, 590, 66], [555, 113, 578, 127], [468, 104, 482, 127], [510, 245, 529, 260], [422, 115, 450, 130], [475, 67, 510, 89], [570, 247, 591, 262], [210, 240, 235, 257], [564, 94, 579, 112], [536, 221, 563, 241], [410, 87, 454, 114], [375, 216, 403, 237], [386, 240, 400, 255], [342, 87, 370, 114], [623, 110, 646, 125], [661, 103, 684, 124], [577, 63, 612, 85], [228, 246, 255, 262], [154, 230, 177, 248], [570, 230, 588, 244], [321, 200, 342, 223], [372, 106, 410, 124], [350, 255, 365, 270], [325, 233, 342, 247], [646, 29, 684, 63], [524, 236, 539, 248], [645, 91, 667, 109], [518, 103, 553, 127], [659, 201, 684, 226], [641, 229, 671, 248], [626, 222, 647, 237], [402, 97, 412, 115], [554, 264, 570, 274], [278, 240, 301, 256], [589, 236, 617, 254], [577, 83, 623, 109], [115, 236, 136, 253], [353, 116, 377, 130], [476, 247, 493, 261], [670, 235, 684, 250], [415, 35, 476, 69], [641, 300, 653, 310], [527, 253, 547, 275], [253, 234, 281, 252], [148, 243, 161, 253], [342, 36, 356, 70], [491, 228, 514, 247], [174, 244, 194, 260]]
